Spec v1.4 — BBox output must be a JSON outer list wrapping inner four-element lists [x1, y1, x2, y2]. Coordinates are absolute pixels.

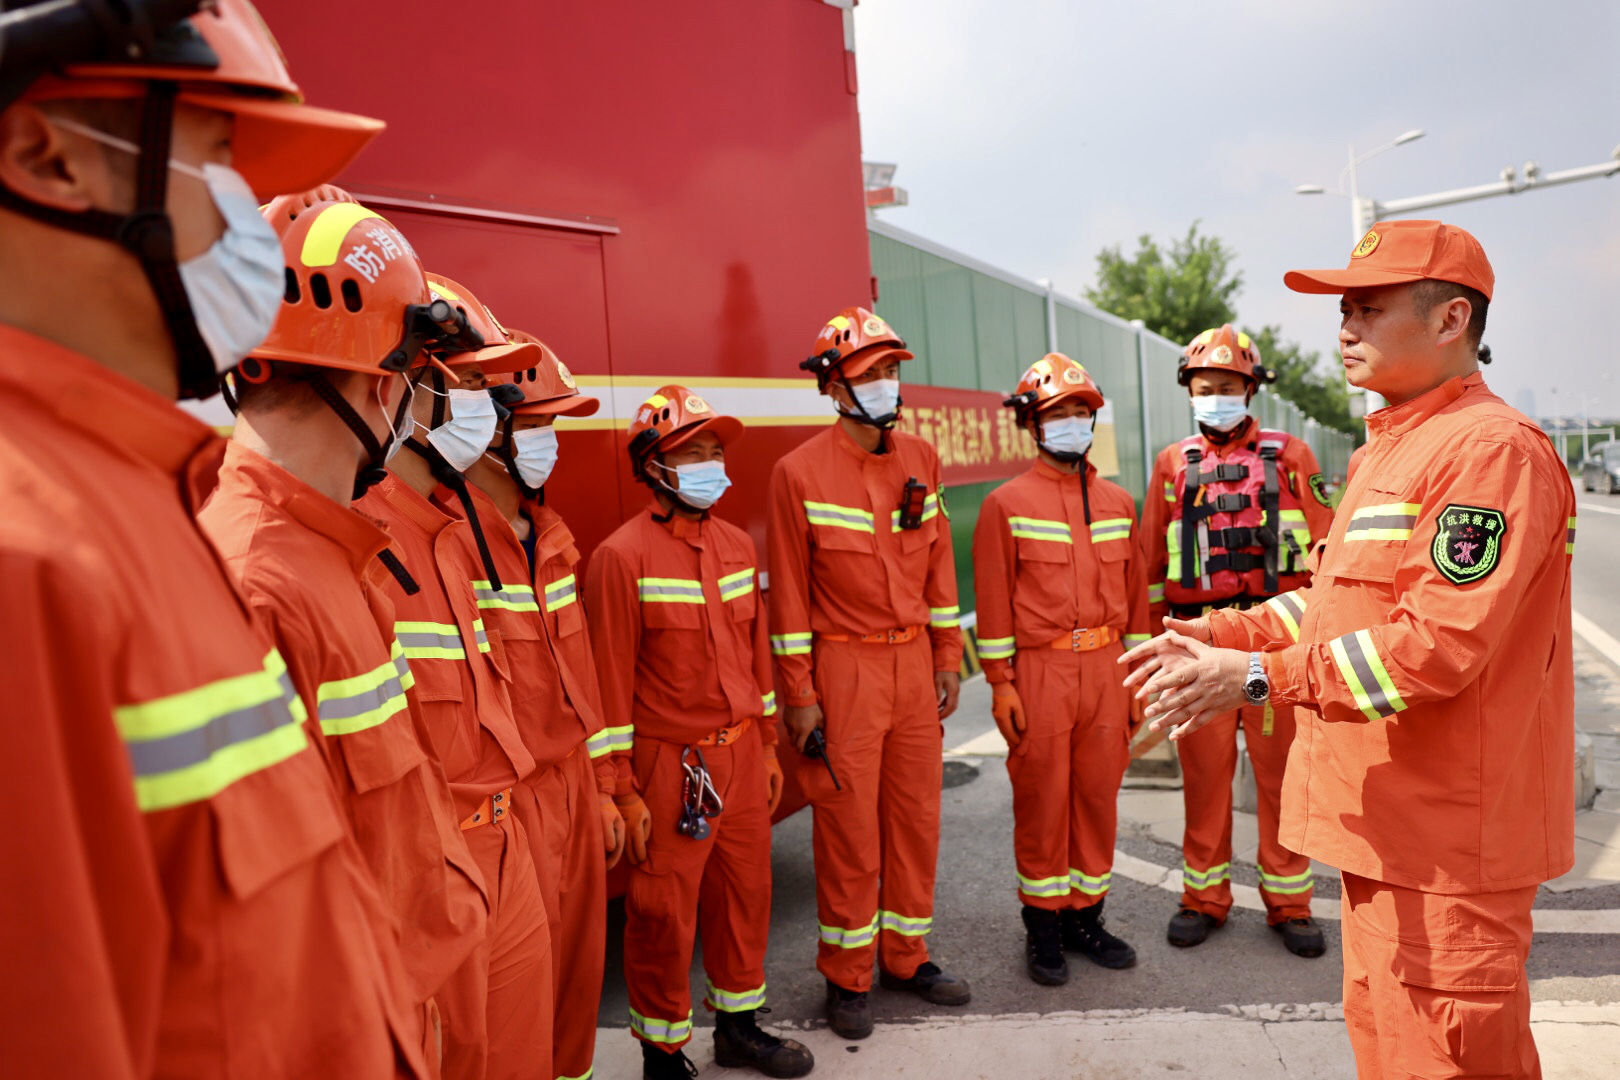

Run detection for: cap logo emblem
[[685, 396, 710, 414], [1211, 345, 1233, 364], [556, 360, 576, 389], [1352, 230, 1381, 259], [1062, 367, 1084, 385], [864, 317, 887, 335]]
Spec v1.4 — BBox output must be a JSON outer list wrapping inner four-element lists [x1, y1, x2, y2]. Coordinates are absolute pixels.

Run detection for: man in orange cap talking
[[1124, 219, 1574, 1080]]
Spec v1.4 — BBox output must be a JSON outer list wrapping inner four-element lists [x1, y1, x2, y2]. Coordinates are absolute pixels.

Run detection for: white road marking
[[1577, 501, 1620, 516], [1573, 610, 1620, 669]]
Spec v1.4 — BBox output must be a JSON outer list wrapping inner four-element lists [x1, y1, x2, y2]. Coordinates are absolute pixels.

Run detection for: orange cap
[[20, 0, 385, 197], [424, 274, 542, 375], [1283, 219, 1494, 301], [499, 332, 600, 418]]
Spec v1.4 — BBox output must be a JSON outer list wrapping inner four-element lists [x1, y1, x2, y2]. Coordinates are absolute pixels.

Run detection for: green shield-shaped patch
[[1308, 473, 1332, 507], [1431, 504, 1505, 585]]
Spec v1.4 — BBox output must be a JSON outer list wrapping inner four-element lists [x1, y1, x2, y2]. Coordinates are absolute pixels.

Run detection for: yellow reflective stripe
[[804, 500, 876, 533], [601, 724, 634, 755], [628, 1007, 692, 1045], [394, 620, 467, 660], [1008, 516, 1072, 543], [1566, 515, 1577, 555], [315, 642, 414, 737], [1070, 868, 1112, 896], [819, 916, 878, 948], [761, 691, 777, 717], [1147, 582, 1166, 604], [1265, 591, 1306, 643], [1259, 867, 1315, 895], [299, 203, 383, 267], [1182, 862, 1231, 888], [1330, 629, 1407, 720], [771, 632, 813, 656], [718, 568, 756, 602], [544, 574, 578, 612], [117, 650, 309, 813], [890, 493, 940, 530], [1089, 517, 1132, 543], [978, 635, 1016, 660], [929, 605, 960, 628], [704, 981, 768, 1013], [878, 910, 932, 936], [1344, 501, 1422, 542], [585, 728, 615, 759], [1017, 871, 1071, 898], [1123, 633, 1150, 645], [1162, 480, 1176, 503], [471, 617, 491, 654], [637, 577, 705, 603], [472, 580, 539, 612]]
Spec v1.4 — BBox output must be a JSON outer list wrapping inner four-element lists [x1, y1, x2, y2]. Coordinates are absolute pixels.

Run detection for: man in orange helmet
[[769, 309, 967, 1040], [462, 336, 630, 1080], [355, 275, 556, 1080], [1138, 324, 1334, 958], [586, 387, 814, 1080], [972, 354, 1148, 986], [1126, 220, 1573, 1079], [200, 198, 492, 1074], [0, 2, 434, 1075]]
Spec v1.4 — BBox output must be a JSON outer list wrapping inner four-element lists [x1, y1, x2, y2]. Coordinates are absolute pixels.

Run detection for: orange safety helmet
[[500, 331, 601, 418], [627, 384, 744, 477], [15, 0, 385, 197], [424, 274, 543, 376], [262, 184, 362, 236], [1178, 324, 1274, 387], [244, 200, 475, 378], [1004, 353, 1105, 427], [800, 306, 914, 387]]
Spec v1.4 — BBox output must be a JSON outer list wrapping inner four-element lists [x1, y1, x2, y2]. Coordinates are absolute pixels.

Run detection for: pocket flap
[[1391, 937, 1521, 993], [212, 747, 344, 899]]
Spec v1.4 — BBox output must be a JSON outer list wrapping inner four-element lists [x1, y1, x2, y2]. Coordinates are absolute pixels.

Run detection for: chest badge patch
[[1431, 504, 1505, 585], [1308, 473, 1333, 507]]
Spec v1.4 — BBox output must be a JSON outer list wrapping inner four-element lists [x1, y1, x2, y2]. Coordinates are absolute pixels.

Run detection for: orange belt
[[459, 787, 512, 830], [695, 716, 753, 747], [818, 624, 925, 645], [1045, 626, 1121, 652]]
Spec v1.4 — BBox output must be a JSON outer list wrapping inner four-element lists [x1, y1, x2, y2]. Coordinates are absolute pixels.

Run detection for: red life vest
[[1164, 429, 1313, 606]]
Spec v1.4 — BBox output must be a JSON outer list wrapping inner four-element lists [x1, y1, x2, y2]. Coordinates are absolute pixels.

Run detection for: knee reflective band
[[1330, 629, 1408, 721], [1259, 868, 1315, 895], [315, 641, 414, 736], [117, 650, 308, 812], [629, 1008, 693, 1045], [704, 981, 767, 1013], [1183, 862, 1232, 890]]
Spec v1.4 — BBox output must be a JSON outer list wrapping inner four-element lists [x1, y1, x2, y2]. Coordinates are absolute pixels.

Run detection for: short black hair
[[1412, 279, 1489, 358], [230, 362, 327, 417]]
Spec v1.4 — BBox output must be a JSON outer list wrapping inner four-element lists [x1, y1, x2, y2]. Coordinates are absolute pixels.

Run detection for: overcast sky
[[853, 0, 1620, 424]]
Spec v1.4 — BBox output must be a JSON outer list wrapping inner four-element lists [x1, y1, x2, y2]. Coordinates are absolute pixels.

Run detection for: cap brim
[[184, 93, 385, 198], [840, 345, 915, 380], [662, 415, 745, 450], [1283, 268, 1427, 295], [441, 341, 545, 376], [512, 393, 601, 418], [1037, 387, 1105, 412]]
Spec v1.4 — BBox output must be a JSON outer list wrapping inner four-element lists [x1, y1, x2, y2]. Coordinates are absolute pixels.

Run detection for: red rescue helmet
[[627, 385, 743, 477], [16, 0, 385, 197], [1178, 324, 1274, 387], [424, 274, 542, 375], [800, 307, 914, 388], [500, 331, 600, 418], [1004, 353, 1105, 427]]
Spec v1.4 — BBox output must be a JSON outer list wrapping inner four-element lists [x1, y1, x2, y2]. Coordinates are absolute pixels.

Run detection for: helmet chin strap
[[305, 371, 414, 501], [492, 416, 543, 503]]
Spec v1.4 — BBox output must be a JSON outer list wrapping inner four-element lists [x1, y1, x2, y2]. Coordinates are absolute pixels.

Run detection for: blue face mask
[[1191, 394, 1250, 432], [666, 460, 731, 509], [1041, 415, 1094, 457]]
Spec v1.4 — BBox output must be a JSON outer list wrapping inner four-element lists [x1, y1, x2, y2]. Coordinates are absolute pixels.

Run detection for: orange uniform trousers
[[514, 747, 606, 1079], [804, 635, 941, 991], [623, 730, 773, 1052], [1007, 644, 1130, 911], [438, 812, 554, 1080], [1342, 872, 1539, 1080], [1178, 702, 1314, 925]]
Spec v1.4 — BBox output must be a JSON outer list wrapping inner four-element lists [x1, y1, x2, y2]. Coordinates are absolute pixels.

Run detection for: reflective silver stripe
[[1147, 582, 1166, 604], [819, 917, 878, 948], [718, 568, 756, 602], [316, 646, 413, 737], [1070, 868, 1112, 896], [1182, 862, 1231, 888], [1265, 591, 1307, 642], [628, 1008, 692, 1045], [1331, 630, 1407, 721], [771, 632, 813, 656], [804, 500, 876, 533], [601, 724, 634, 753], [637, 577, 705, 603], [1089, 517, 1132, 543], [1017, 871, 1071, 898], [544, 574, 577, 612], [472, 580, 539, 612], [761, 691, 777, 717], [1566, 515, 1577, 555], [929, 605, 960, 628], [978, 635, 1016, 660], [704, 980, 767, 1012], [878, 910, 932, 936], [1008, 516, 1072, 543], [890, 493, 940, 530], [1344, 502, 1421, 541], [1258, 868, 1315, 895], [585, 729, 614, 759], [471, 618, 491, 654], [395, 621, 466, 659]]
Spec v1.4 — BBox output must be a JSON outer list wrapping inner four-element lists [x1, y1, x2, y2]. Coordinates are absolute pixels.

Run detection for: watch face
[[1244, 678, 1269, 702]]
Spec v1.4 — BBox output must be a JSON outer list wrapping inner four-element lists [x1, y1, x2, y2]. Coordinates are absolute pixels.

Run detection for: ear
[[1245, 385, 1257, 406], [0, 104, 104, 211], [1433, 296, 1472, 349]]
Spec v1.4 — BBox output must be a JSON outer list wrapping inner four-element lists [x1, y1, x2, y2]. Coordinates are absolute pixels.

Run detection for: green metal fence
[[870, 220, 1358, 615]]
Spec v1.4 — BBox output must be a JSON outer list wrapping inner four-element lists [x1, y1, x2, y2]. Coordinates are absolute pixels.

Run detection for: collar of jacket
[[0, 323, 220, 487], [1033, 455, 1097, 484], [376, 470, 459, 537], [1366, 371, 1481, 440], [222, 440, 392, 582], [647, 500, 707, 542], [1198, 415, 1258, 453], [832, 418, 892, 462]]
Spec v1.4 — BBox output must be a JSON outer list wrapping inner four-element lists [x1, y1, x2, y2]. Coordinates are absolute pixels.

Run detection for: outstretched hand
[[1120, 630, 1251, 741]]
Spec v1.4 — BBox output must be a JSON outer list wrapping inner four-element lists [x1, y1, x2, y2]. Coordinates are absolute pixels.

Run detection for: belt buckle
[[1071, 628, 1095, 651], [714, 726, 730, 746], [886, 628, 904, 644], [492, 789, 507, 821]]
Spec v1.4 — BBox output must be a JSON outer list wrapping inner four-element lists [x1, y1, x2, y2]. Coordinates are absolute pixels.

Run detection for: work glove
[[614, 790, 652, 865], [599, 794, 626, 870], [764, 746, 784, 816], [991, 681, 1027, 748]]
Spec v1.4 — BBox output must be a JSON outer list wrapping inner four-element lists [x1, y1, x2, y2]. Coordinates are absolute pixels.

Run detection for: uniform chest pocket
[[811, 521, 878, 556], [641, 595, 706, 631], [1329, 478, 1416, 584], [718, 563, 758, 622], [335, 705, 431, 795], [211, 741, 345, 900], [1014, 534, 1072, 566]]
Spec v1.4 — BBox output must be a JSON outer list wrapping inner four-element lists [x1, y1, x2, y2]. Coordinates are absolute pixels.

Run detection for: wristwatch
[[1243, 652, 1270, 705]]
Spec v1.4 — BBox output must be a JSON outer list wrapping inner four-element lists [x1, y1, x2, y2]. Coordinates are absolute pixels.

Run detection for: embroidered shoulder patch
[[1431, 504, 1505, 585], [1308, 473, 1332, 507]]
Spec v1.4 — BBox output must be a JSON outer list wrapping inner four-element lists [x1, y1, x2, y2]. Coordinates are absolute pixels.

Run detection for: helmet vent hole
[[310, 273, 333, 310], [283, 268, 300, 305], [340, 279, 363, 313]]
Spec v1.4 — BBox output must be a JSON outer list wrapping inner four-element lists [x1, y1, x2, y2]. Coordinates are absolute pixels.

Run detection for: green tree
[[1245, 325, 1357, 434], [1084, 222, 1242, 346]]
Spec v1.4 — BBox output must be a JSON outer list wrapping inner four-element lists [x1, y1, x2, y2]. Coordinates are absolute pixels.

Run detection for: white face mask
[[50, 118, 284, 375], [844, 377, 901, 419], [508, 426, 559, 489], [1041, 415, 1094, 457], [422, 388, 498, 471], [1191, 394, 1251, 432], [656, 459, 732, 509], [382, 377, 416, 463]]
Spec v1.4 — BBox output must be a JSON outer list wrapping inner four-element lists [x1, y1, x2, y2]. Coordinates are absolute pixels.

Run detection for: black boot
[[1166, 906, 1220, 948], [824, 980, 873, 1041], [1273, 916, 1327, 958], [1061, 901, 1137, 969], [878, 960, 972, 1005], [1021, 905, 1070, 985], [641, 1040, 698, 1080], [714, 1008, 815, 1078]]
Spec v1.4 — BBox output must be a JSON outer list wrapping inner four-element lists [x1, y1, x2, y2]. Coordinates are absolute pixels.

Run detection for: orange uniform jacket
[[585, 505, 779, 748], [355, 475, 535, 819], [1141, 421, 1335, 619], [1208, 374, 1576, 893], [972, 459, 1151, 679], [201, 443, 488, 1006], [0, 329, 416, 1078], [767, 424, 964, 704]]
